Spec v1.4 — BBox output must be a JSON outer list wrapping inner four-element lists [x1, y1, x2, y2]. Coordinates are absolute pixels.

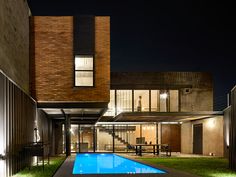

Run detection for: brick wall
[[30, 16, 110, 102]]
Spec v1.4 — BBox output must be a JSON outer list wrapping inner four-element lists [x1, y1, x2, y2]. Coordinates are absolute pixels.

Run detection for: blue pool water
[[73, 153, 166, 174]]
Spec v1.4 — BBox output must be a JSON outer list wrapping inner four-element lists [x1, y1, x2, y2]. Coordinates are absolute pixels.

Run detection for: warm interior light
[[160, 93, 168, 99], [117, 107, 123, 114], [206, 118, 216, 129], [75, 56, 93, 70]]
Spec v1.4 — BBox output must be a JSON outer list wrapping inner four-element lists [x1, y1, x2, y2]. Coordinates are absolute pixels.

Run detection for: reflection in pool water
[[73, 153, 166, 174]]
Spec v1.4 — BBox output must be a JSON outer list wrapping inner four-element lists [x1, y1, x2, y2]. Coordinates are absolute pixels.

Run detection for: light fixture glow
[[206, 118, 216, 129], [160, 93, 168, 99]]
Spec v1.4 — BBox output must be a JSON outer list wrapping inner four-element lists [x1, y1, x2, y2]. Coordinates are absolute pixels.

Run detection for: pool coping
[[53, 153, 199, 177]]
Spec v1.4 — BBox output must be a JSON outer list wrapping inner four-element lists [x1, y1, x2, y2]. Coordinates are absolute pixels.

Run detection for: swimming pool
[[73, 153, 166, 174]]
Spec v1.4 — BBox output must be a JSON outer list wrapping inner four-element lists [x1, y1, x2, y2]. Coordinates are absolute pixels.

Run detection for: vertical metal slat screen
[[0, 72, 36, 177]]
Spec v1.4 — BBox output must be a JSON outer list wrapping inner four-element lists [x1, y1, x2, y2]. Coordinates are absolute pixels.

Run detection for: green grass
[[140, 157, 236, 177], [13, 156, 66, 177]]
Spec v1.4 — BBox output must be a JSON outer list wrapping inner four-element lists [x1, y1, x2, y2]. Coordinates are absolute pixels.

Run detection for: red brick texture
[[30, 16, 110, 102]]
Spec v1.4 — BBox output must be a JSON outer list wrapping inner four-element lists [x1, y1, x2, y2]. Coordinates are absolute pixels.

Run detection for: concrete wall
[[181, 122, 193, 153], [180, 88, 213, 111], [30, 16, 110, 102], [0, 0, 30, 93], [111, 72, 213, 111], [181, 116, 224, 156]]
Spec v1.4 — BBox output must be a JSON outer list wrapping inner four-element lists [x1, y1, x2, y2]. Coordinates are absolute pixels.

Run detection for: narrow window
[[75, 55, 94, 86]]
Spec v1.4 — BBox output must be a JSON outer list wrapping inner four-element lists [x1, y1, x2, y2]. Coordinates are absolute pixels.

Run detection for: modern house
[[0, 1, 232, 177]]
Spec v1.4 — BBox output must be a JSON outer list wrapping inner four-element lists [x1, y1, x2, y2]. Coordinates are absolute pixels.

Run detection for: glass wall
[[71, 124, 79, 152], [141, 124, 156, 144], [151, 90, 160, 111], [79, 125, 94, 152], [160, 90, 168, 112], [62, 123, 159, 153], [116, 90, 132, 114], [103, 89, 180, 116], [134, 90, 149, 112], [96, 125, 113, 152]]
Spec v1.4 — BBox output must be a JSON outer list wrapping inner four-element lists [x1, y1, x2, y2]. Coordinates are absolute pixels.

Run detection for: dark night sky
[[27, 0, 236, 110]]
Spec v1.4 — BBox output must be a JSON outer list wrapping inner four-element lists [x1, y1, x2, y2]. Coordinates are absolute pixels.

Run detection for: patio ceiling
[[100, 111, 223, 123], [38, 102, 108, 124]]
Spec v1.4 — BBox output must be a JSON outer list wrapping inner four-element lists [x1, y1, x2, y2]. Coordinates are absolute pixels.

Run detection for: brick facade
[[30, 16, 110, 102]]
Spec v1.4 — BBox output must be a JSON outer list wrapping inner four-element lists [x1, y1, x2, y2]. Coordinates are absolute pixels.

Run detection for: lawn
[[140, 157, 236, 177], [13, 156, 65, 177]]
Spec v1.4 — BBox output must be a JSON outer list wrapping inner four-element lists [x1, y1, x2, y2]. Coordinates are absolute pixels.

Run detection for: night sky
[[27, 0, 236, 110]]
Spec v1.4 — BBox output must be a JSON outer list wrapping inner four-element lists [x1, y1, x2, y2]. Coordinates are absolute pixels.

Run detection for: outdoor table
[[133, 144, 170, 156]]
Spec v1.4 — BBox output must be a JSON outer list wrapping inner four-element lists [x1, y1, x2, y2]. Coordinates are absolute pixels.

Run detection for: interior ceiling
[[42, 108, 223, 124], [42, 108, 102, 115], [41, 108, 105, 124], [113, 115, 212, 122]]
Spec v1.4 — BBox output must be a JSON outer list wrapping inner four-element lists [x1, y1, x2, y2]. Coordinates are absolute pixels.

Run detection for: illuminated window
[[151, 90, 160, 112], [134, 90, 149, 112], [117, 90, 132, 113], [160, 90, 168, 112], [75, 55, 94, 86]]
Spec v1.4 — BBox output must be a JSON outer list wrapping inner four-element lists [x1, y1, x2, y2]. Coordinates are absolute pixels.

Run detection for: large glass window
[[75, 55, 94, 86], [142, 124, 156, 145], [79, 125, 94, 152], [160, 90, 168, 112], [116, 90, 132, 114], [134, 90, 149, 112], [151, 90, 160, 112], [104, 90, 115, 116], [96, 125, 113, 152], [71, 124, 79, 152]]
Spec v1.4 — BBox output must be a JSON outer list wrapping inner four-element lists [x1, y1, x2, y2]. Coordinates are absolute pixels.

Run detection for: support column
[[140, 124, 142, 138], [65, 114, 71, 156], [112, 125, 115, 153], [93, 126, 96, 152], [158, 123, 162, 144], [78, 124, 80, 153], [156, 123, 158, 145]]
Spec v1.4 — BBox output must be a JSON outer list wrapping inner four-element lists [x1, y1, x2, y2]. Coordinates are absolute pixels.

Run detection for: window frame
[[74, 55, 95, 87]]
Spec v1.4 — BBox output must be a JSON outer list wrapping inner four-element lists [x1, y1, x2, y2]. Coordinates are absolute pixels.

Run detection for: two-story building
[[0, 2, 226, 176]]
